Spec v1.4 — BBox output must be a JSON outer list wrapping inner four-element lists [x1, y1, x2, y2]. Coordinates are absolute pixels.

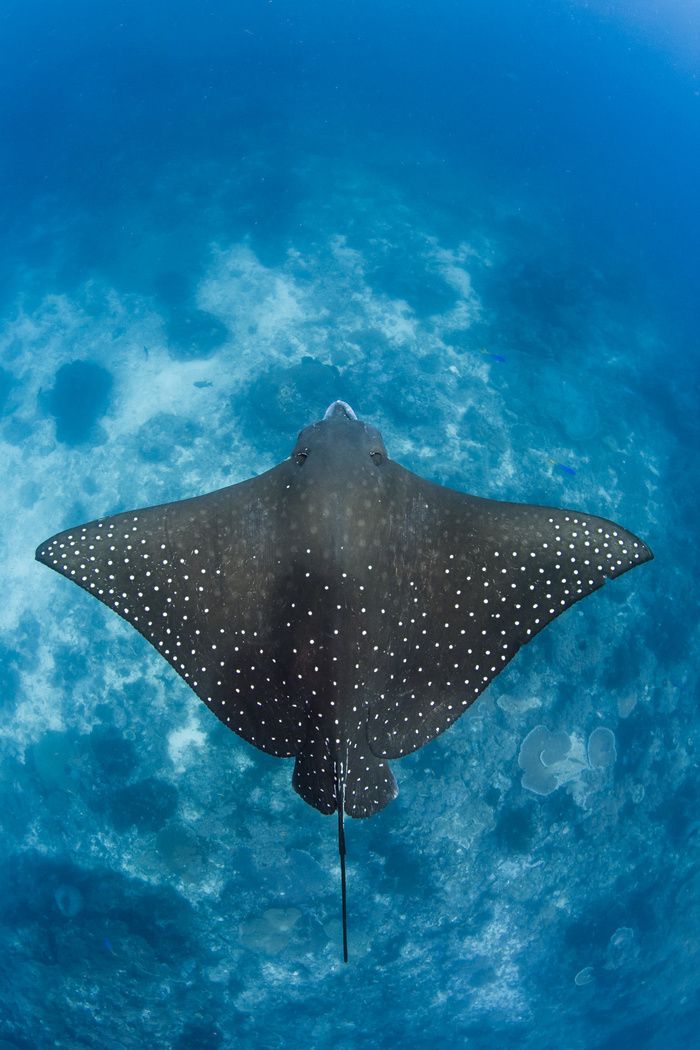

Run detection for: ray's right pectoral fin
[[367, 493, 653, 761]]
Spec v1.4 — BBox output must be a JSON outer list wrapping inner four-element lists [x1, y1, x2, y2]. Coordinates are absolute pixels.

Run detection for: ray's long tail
[[336, 765, 348, 963]]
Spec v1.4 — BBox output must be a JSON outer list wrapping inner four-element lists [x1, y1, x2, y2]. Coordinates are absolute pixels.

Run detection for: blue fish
[[554, 463, 577, 477]]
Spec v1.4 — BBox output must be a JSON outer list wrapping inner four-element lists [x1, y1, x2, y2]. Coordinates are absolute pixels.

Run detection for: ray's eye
[[370, 450, 383, 465], [295, 449, 309, 465]]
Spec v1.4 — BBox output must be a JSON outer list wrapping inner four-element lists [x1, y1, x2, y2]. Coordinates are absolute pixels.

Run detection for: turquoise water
[[1, 2, 698, 1047]]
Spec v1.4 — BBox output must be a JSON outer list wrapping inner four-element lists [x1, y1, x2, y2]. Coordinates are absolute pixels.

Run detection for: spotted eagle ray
[[36, 400, 653, 960]]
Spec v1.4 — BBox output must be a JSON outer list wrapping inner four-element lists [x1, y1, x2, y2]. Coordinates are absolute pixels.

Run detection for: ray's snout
[[323, 400, 358, 421]]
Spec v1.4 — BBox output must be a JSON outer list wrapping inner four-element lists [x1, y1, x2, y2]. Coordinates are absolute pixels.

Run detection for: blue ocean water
[[1, 1, 698, 1046]]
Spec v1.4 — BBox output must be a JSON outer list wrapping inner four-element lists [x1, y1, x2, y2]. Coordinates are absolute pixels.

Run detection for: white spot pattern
[[36, 447, 652, 819]]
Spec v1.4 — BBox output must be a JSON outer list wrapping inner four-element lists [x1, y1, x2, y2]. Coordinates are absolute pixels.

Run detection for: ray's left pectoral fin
[[367, 492, 653, 761], [34, 498, 231, 715], [34, 466, 307, 758]]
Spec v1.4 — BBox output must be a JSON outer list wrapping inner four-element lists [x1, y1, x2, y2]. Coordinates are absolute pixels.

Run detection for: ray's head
[[291, 401, 388, 475]]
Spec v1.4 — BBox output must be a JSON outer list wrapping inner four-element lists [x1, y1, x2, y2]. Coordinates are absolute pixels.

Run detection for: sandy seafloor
[[1, 1, 699, 1048]]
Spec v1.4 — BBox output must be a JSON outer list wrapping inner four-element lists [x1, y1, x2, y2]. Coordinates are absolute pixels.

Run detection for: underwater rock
[[54, 884, 84, 918], [136, 412, 203, 464], [165, 306, 228, 359], [89, 726, 138, 779], [44, 360, 113, 445], [31, 731, 83, 792], [605, 926, 638, 970], [518, 725, 574, 795], [107, 777, 178, 833], [587, 726, 617, 769], [155, 823, 204, 876], [242, 356, 348, 436], [239, 907, 302, 954], [518, 723, 613, 795]]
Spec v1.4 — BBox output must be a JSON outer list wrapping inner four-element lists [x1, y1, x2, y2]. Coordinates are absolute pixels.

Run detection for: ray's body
[[36, 401, 653, 961]]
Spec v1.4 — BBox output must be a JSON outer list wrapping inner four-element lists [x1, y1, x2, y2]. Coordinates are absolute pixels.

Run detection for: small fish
[[554, 463, 577, 477]]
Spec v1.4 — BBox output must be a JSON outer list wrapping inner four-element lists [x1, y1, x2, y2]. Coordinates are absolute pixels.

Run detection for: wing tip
[[35, 538, 52, 566], [630, 529, 654, 567], [607, 531, 653, 584], [606, 519, 653, 575]]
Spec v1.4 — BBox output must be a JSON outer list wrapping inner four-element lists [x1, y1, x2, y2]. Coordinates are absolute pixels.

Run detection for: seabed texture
[[0, 2, 698, 1048]]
